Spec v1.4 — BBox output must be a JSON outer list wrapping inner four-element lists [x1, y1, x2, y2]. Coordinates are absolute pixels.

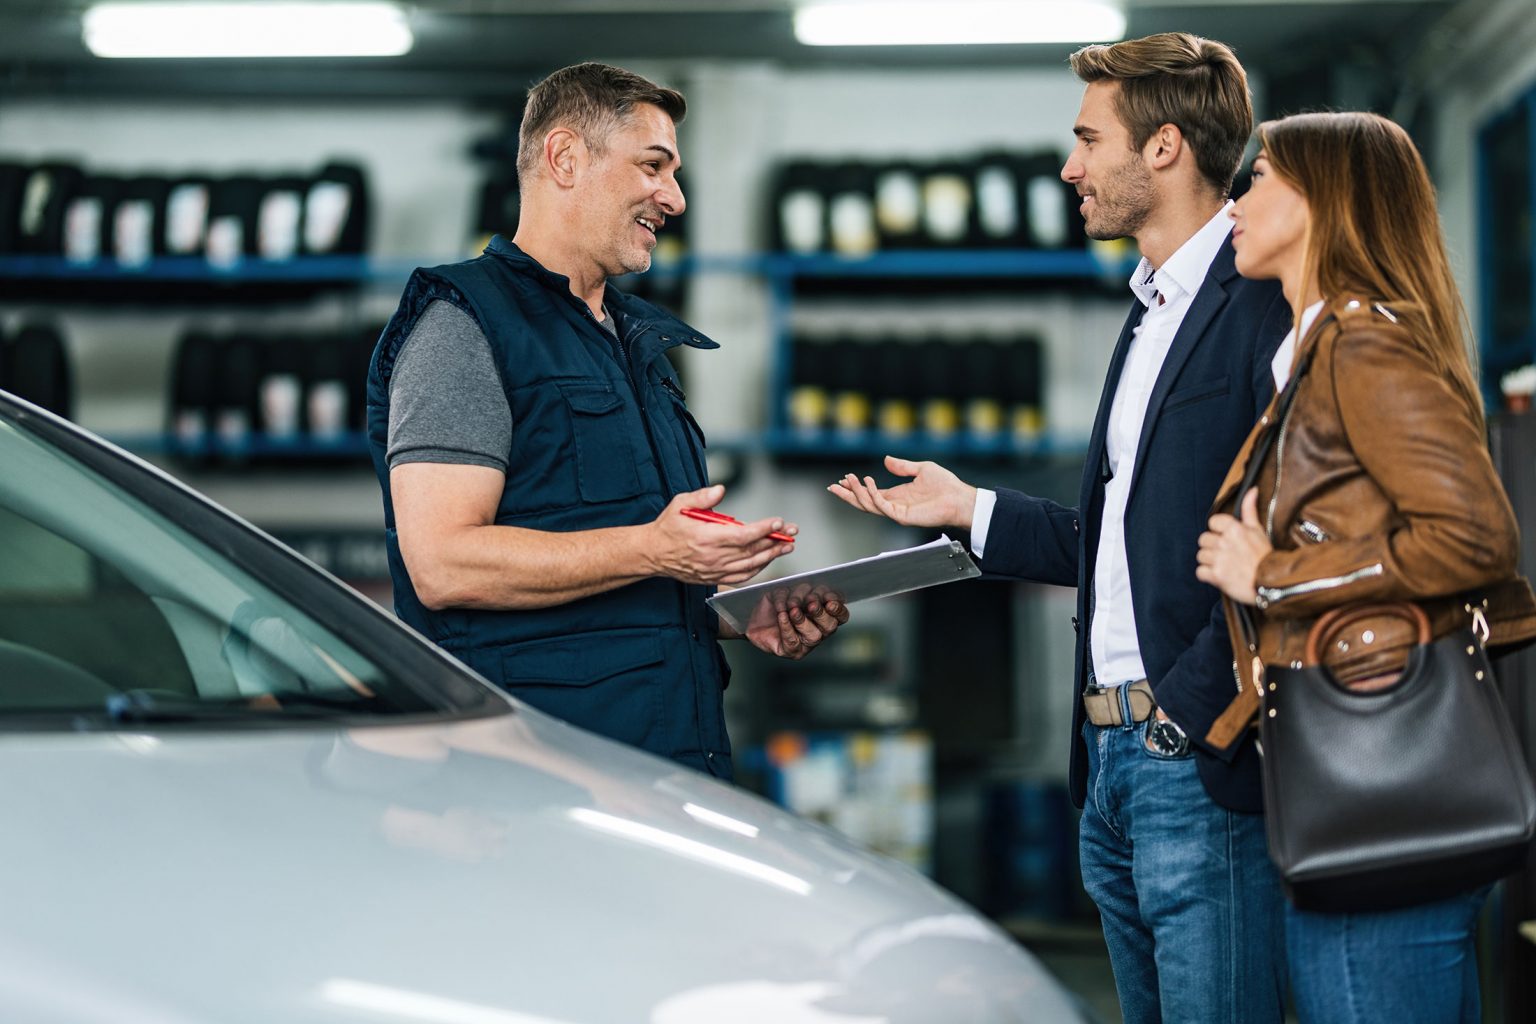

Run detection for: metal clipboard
[[706, 534, 980, 634]]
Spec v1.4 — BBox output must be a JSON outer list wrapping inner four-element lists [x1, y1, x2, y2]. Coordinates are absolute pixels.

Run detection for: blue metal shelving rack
[[0, 246, 1127, 461]]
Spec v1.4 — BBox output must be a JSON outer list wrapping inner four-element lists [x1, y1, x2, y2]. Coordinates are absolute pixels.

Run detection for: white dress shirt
[[973, 203, 1235, 687], [1272, 300, 1324, 391]]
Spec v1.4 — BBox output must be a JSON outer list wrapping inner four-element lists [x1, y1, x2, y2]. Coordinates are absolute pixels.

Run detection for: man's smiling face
[[579, 102, 686, 278]]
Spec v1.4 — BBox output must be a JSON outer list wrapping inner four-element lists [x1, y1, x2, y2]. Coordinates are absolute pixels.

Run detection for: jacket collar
[[1209, 308, 1340, 517]]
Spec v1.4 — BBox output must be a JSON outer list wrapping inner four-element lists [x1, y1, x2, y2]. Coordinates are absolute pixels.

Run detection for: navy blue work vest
[[365, 236, 733, 778]]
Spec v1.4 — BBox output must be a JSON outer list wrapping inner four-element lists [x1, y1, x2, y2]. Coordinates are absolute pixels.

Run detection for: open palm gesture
[[827, 455, 977, 530]]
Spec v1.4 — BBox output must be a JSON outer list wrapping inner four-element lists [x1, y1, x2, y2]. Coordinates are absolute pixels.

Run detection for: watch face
[[1150, 719, 1189, 756]]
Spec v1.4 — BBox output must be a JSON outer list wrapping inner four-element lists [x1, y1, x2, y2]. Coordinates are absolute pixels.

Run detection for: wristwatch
[[1147, 715, 1190, 757]]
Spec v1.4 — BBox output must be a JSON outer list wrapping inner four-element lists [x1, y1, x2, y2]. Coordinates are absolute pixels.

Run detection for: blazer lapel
[[1211, 392, 1279, 515], [1079, 296, 1146, 513], [1124, 239, 1238, 503]]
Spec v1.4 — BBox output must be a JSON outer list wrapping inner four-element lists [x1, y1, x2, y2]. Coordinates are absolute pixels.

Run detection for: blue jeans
[[1080, 719, 1286, 1024], [1286, 885, 1490, 1024]]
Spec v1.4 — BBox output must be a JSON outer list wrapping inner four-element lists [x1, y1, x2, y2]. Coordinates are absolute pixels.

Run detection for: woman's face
[[1230, 153, 1310, 285]]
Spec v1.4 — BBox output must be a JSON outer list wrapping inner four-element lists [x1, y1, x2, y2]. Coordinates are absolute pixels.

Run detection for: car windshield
[[0, 406, 502, 727]]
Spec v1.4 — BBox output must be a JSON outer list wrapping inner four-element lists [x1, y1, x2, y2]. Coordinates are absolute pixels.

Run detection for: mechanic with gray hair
[[366, 62, 846, 779]]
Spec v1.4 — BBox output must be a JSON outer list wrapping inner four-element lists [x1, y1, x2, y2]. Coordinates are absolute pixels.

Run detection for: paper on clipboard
[[706, 534, 980, 634]]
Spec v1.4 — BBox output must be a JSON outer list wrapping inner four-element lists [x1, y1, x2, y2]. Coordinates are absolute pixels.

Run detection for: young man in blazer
[[831, 33, 1291, 1023]]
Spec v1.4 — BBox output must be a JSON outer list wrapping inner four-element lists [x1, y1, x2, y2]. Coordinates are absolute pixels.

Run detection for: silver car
[[0, 391, 1090, 1023]]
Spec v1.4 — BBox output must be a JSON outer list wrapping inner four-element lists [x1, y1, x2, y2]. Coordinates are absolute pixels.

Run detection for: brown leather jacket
[[1205, 299, 1536, 750]]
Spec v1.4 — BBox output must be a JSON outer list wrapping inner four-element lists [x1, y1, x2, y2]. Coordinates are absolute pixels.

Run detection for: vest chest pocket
[[559, 383, 644, 504]]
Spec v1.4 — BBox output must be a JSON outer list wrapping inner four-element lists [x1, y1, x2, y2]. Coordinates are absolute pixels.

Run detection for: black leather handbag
[[1234, 322, 1536, 912], [1255, 601, 1536, 911]]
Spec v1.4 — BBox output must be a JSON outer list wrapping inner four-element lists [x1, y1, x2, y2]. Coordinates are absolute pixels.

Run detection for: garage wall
[[1425, 0, 1536, 344]]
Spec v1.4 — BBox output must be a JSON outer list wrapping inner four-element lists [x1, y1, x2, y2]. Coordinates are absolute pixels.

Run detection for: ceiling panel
[[0, 1, 1459, 101]]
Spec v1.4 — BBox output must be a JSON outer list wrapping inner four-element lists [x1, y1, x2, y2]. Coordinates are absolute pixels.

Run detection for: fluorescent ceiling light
[[794, 0, 1125, 46], [83, 2, 414, 59]]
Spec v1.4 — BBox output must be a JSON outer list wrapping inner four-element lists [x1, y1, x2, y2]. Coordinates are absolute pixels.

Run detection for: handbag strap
[[1231, 314, 1333, 655], [1304, 602, 1431, 665]]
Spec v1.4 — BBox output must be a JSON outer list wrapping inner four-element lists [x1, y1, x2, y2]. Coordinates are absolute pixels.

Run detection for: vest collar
[[484, 235, 720, 352]]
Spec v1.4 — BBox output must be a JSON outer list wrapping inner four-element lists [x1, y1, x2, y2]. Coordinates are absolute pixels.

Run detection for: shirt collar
[[1126, 201, 1235, 308], [1295, 300, 1326, 343]]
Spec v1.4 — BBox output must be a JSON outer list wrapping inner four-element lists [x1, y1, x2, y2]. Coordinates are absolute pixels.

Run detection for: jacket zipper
[[1256, 562, 1385, 607], [1265, 412, 1290, 539]]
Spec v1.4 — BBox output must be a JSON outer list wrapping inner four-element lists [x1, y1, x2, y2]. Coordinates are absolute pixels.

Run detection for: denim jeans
[[1286, 884, 1490, 1024], [1079, 719, 1286, 1024]]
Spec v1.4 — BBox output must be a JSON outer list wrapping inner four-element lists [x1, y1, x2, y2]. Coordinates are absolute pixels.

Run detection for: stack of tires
[[769, 150, 1082, 256], [0, 158, 370, 267], [168, 325, 378, 461], [784, 331, 1044, 448]]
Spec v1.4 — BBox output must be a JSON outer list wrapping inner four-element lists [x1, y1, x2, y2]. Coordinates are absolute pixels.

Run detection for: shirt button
[[690, 630, 700, 641]]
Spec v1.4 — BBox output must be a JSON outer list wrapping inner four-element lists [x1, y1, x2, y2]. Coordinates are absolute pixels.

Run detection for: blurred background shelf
[[765, 248, 1135, 280], [104, 430, 372, 461], [0, 254, 405, 282], [762, 426, 1087, 461]]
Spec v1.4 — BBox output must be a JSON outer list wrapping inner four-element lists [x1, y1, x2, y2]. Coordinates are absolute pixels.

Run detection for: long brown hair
[[1258, 111, 1483, 421]]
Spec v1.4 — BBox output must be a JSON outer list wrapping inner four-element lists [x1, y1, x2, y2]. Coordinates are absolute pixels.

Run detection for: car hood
[[0, 704, 1084, 1023]]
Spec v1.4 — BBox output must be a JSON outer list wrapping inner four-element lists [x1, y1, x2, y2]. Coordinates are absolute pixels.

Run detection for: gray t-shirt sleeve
[[386, 299, 512, 472]]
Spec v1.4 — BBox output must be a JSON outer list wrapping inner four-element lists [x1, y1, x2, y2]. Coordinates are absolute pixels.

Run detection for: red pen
[[681, 507, 795, 543]]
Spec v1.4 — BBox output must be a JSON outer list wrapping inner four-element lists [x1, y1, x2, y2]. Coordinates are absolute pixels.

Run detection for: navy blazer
[[979, 238, 1289, 813]]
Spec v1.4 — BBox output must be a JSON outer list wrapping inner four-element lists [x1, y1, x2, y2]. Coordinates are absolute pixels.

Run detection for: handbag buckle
[[1251, 655, 1265, 697]]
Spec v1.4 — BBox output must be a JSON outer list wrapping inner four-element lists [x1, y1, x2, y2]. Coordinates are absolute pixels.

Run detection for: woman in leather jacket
[[1196, 110, 1536, 1023]]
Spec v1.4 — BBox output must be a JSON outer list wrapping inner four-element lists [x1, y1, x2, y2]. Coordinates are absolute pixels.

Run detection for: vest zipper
[[581, 304, 639, 399], [577, 304, 681, 498], [586, 308, 704, 661]]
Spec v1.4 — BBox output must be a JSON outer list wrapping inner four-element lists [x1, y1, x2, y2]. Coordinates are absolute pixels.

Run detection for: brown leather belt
[[1082, 679, 1155, 727]]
